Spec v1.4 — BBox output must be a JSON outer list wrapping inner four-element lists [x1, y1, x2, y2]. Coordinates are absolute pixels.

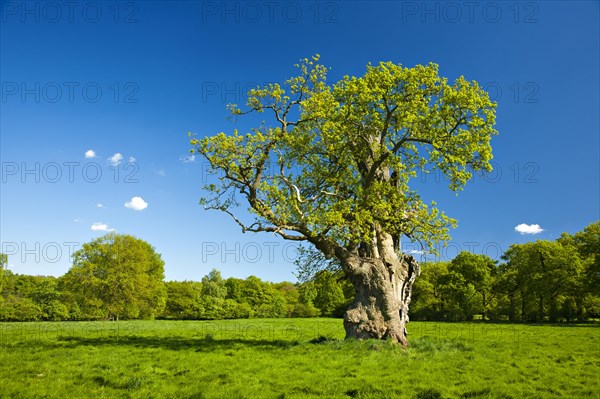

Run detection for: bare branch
[[205, 205, 307, 241]]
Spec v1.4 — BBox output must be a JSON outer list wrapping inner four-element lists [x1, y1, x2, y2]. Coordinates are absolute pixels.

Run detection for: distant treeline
[[0, 222, 598, 322], [0, 269, 348, 322]]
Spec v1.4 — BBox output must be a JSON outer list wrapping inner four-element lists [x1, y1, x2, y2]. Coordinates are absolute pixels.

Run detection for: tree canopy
[[191, 55, 498, 344], [60, 233, 166, 320], [191, 55, 497, 259]]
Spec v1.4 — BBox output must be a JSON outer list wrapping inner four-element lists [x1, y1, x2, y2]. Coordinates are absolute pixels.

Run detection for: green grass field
[[0, 319, 598, 398]]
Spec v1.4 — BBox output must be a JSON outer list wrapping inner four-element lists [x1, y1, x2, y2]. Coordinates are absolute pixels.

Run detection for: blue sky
[[1, 1, 598, 282]]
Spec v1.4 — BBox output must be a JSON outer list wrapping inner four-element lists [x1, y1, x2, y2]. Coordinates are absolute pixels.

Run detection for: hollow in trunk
[[343, 254, 419, 347]]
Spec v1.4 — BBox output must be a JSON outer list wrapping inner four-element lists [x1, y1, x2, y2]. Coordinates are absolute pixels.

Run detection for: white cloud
[[85, 149, 96, 158], [91, 222, 114, 232], [129, 156, 136, 163], [407, 249, 427, 255], [109, 153, 123, 165], [157, 169, 166, 177], [515, 223, 544, 235], [180, 155, 195, 163], [74, 218, 81, 223], [125, 196, 148, 211], [97, 203, 104, 208]]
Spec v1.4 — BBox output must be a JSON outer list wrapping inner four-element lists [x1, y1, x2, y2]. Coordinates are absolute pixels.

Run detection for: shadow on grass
[[54, 335, 302, 352], [32, 334, 474, 355], [0, 333, 480, 357]]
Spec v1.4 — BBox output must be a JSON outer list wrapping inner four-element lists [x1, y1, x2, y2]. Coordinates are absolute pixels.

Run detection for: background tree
[[162, 281, 204, 319], [313, 270, 350, 317], [28, 276, 69, 321], [295, 280, 321, 317], [274, 281, 300, 317], [224, 277, 245, 303], [448, 252, 497, 320], [492, 261, 520, 321], [502, 240, 582, 321], [199, 269, 228, 319], [241, 275, 272, 311], [558, 221, 600, 319], [223, 277, 255, 318], [61, 233, 166, 320], [256, 290, 288, 318], [0, 273, 43, 321], [436, 267, 480, 321], [411, 261, 450, 320], [0, 222, 597, 322], [191, 55, 497, 345]]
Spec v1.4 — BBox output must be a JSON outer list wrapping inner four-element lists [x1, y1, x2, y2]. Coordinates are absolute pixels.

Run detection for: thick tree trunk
[[343, 253, 419, 347]]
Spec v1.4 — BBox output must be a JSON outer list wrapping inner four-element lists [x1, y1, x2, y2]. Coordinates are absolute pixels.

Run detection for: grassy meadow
[[0, 319, 598, 398]]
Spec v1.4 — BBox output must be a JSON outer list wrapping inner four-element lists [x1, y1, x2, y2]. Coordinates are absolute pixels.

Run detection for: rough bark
[[343, 249, 419, 347]]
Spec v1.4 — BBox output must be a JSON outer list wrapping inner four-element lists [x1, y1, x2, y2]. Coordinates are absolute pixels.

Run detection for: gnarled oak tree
[[191, 55, 497, 346]]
